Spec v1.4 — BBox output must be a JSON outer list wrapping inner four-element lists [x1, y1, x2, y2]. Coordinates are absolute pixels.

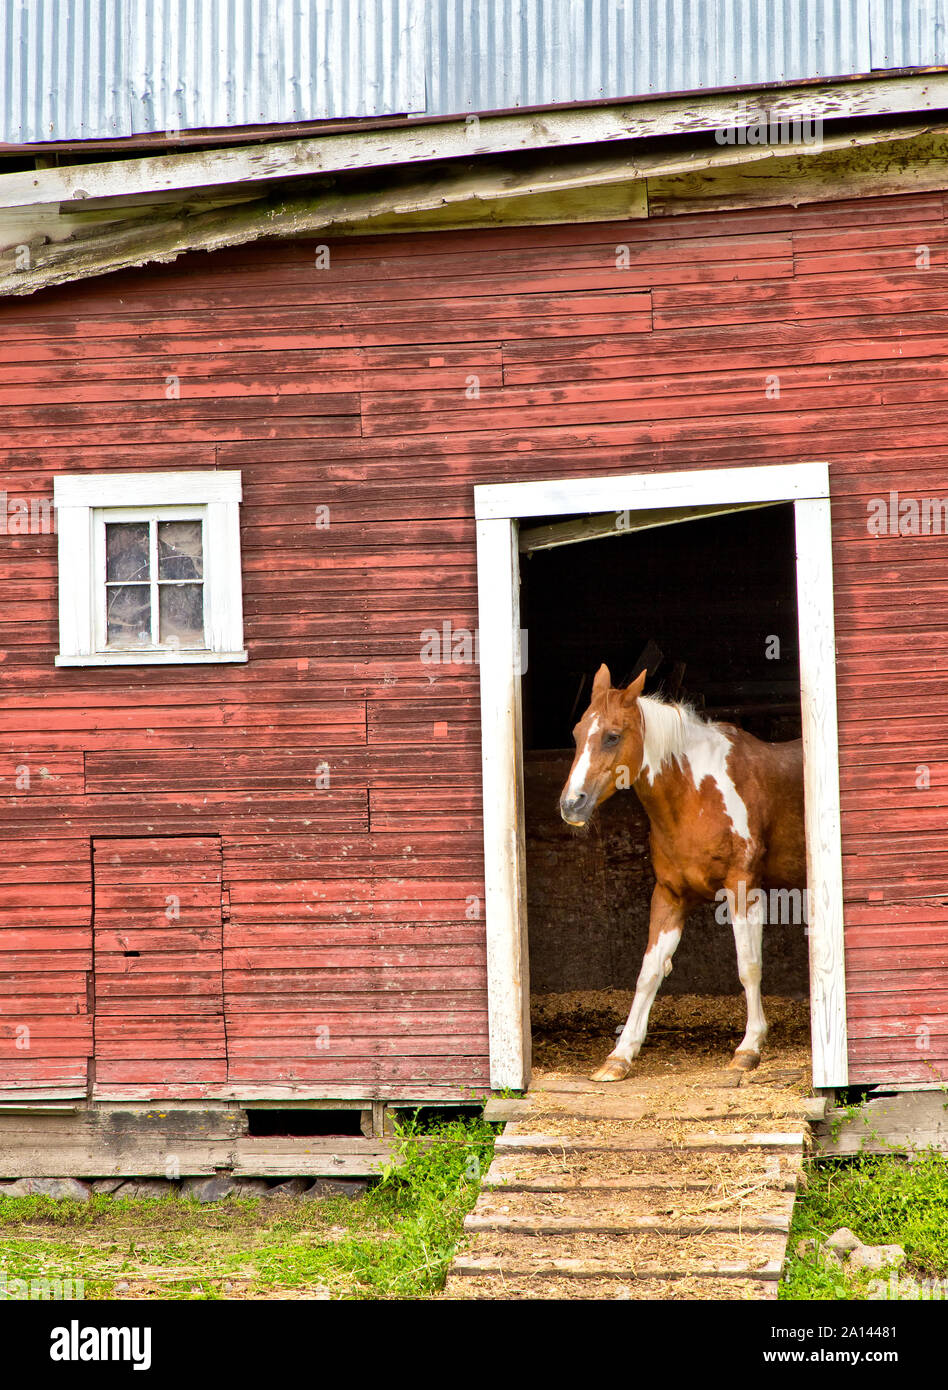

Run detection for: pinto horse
[[559, 664, 806, 1082]]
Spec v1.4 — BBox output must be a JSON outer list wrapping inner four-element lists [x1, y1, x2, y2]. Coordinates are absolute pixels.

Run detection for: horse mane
[[636, 692, 711, 783]]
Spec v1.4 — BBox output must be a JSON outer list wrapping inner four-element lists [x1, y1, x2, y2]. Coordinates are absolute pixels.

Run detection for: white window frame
[[53, 471, 247, 666], [474, 461, 847, 1093]]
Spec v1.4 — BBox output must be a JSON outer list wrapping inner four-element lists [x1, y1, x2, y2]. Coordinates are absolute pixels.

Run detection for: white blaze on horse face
[[565, 715, 600, 803]]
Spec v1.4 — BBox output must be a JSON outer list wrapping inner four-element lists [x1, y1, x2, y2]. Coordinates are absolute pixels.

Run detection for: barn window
[[52, 471, 247, 666]]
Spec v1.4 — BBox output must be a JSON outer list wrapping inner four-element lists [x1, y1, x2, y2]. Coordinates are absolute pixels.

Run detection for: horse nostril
[[572, 792, 588, 809]]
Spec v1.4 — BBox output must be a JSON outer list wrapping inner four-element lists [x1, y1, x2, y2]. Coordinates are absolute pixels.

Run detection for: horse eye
[[602, 731, 620, 748]]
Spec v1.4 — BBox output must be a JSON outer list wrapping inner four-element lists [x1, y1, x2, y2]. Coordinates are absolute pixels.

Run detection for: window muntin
[[100, 511, 206, 651]]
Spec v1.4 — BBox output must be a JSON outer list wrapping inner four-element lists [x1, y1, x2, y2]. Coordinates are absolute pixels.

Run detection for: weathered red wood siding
[[92, 836, 226, 1090], [1, 189, 946, 1094]]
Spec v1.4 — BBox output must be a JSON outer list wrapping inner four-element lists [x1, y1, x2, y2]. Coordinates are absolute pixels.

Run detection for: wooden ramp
[[446, 1064, 814, 1300]]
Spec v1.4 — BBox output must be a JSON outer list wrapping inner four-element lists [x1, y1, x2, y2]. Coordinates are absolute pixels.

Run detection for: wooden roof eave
[[3, 67, 948, 209], [1, 118, 946, 298]]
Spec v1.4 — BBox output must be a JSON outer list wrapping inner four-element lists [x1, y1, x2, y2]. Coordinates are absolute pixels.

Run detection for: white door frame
[[474, 461, 848, 1091]]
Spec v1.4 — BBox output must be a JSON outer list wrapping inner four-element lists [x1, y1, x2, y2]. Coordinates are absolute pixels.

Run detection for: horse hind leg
[[729, 886, 767, 1070], [592, 884, 686, 1083]]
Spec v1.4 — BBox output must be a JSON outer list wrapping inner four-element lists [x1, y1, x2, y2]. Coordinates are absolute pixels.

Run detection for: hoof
[[591, 1055, 632, 1083], [728, 1049, 761, 1071]]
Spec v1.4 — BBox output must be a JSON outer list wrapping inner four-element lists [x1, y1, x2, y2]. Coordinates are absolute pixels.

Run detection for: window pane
[[159, 583, 204, 647], [106, 585, 152, 647], [158, 520, 203, 580], [106, 522, 150, 582]]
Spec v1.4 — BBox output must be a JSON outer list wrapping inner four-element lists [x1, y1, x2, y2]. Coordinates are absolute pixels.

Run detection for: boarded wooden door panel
[[92, 836, 225, 1096]]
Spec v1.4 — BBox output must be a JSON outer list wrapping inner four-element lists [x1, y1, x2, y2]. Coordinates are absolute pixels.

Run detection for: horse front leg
[[728, 883, 767, 1070], [591, 882, 687, 1083]]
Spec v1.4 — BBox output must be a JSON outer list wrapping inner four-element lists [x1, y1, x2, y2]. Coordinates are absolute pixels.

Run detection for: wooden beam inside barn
[[518, 501, 779, 552]]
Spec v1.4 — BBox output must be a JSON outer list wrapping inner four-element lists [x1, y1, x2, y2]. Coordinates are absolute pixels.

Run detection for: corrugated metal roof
[[0, 0, 427, 142], [426, 0, 875, 114], [0, 0, 944, 145], [869, 0, 948, 67]]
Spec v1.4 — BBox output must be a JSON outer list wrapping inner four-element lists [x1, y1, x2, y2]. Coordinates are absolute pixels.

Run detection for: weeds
[[0, 1111, 499, 1301], [782, 1150, 948, 1300], [305, 1111, 499, 1298]]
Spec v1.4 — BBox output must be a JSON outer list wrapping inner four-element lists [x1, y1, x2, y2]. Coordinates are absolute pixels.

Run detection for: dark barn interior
[[520, 503, 809, 1001]]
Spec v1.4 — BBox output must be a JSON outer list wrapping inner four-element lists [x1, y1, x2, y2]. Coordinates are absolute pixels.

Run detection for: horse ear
[[591, 663, 612, 698], [622, 670, 647, 704]]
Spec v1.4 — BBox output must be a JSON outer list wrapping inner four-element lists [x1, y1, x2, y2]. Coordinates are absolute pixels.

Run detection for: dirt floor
[[531, 989, 812, 1081]]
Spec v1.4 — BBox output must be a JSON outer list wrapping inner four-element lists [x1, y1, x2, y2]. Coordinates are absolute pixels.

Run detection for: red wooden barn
[[2, 54, 948, 1170]]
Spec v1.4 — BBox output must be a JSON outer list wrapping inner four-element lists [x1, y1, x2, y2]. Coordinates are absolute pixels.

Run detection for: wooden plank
[[475, 462, 830, 520], [482, 1170, 800, 1193], [450, 1256, 784, 1281], [794, 496, 849, 1088], [10, 75, 948, 210], [475, 515, 529, 1091], [230, 1150, 393, 1178], [463, 1211, 793, 1235], [481, 1098, 531, 1122], [486, 1096, 799, 1123], [494, 1131, 806, 1153], [518, 501, 777, 551], [815, 1091, 948, 1156], [647, 130, 948, 218], [90, 1084, 487, 1102], [0, 1086, 87, 1100], [0, 1110, 396, 1177]]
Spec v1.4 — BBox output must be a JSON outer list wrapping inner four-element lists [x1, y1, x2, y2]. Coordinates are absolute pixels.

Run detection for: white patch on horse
[[638, 696, 750, 841], [731, 897, 767, 1054], [612, 927, 682, 1061], [638, 696, 692, 783], [565, 715, 599, 801]]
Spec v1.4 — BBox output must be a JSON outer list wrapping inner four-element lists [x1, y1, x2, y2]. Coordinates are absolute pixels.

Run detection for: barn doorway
[[521, 502, 804, 989], [520, 503, 808, 1076], [474, 463, 847, 1092]]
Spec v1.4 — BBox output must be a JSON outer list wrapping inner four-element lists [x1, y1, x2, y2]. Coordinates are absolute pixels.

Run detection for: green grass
[[0, 1112, 499, 1301], [781, 1151, 948, 1300]]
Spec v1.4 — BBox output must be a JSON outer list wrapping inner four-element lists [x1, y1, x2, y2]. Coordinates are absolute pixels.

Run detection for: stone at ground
[[181, 1176, 238, 1202], [848, 1244, 906, 1274], [264, 1177, 308, 1197], [796, 1238, 815, 1258], [91, 1178, 125, 1194], [113, 1180, 175, 1199], [303, 1178, 370, 1200], [825, 1227, 862, 1254], [2, 1177, 91, 1200], [233, 1179, 270, 1197]]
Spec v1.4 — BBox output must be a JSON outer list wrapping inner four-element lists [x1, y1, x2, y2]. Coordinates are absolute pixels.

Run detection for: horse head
[[559, 664, 646, 827]]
